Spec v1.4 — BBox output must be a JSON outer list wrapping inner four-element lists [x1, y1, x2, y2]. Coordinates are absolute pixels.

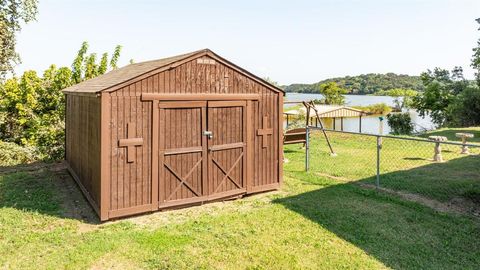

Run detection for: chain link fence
[[303, 127, 480, 204]]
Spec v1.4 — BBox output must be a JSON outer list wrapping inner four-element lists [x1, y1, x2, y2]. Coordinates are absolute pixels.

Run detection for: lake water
[[285, 93, 436, 135]]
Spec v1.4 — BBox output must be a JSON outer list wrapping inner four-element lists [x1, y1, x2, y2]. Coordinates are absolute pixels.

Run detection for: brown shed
[[62, 49, 284, 221]]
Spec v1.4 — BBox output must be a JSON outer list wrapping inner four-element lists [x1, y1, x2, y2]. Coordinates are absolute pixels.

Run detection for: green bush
[[0, 141, 38, 166], [35, 114, 65, 160], [387, 113, 414, 135]]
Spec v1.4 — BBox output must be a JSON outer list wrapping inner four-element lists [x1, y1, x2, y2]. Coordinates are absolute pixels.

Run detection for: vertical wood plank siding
[[66, 95, 102, 213], [110, 88, 152, 211], [106, 56, 281, 214]]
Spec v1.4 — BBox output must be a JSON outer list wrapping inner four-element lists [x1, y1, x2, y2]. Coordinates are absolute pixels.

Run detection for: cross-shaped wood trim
[[118, 122, 143, 163], [257, 116, 273, 148]]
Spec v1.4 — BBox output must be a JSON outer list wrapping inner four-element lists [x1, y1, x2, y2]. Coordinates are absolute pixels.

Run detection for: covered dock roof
[[283, 103, 368, 132], [284, 105, 366, 118]]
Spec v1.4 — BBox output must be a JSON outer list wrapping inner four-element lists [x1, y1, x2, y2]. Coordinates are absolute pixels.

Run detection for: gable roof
[[62, 49, 284, 94]]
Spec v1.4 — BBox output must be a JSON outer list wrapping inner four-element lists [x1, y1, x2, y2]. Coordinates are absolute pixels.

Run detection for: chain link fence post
[[376, 135, 382, 188], [305, 126, 310, 171]]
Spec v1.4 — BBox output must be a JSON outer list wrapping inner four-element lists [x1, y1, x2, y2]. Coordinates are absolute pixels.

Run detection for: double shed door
[[157, 101, 247, 208]]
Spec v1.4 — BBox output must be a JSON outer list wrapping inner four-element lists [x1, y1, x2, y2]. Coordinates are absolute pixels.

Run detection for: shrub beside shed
[[62, 49, 284, 221]]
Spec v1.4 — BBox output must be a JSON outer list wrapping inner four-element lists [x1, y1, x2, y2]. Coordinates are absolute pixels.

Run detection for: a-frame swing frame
[[302, 101, 336, 155]]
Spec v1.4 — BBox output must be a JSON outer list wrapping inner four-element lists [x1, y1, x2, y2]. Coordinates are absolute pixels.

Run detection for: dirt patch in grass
[[126, 190, 282, 229], [44, 162, 100, 231], [315, 172, 351, 182], [358, 182, 480, 218], [314, 169, 480, 218]]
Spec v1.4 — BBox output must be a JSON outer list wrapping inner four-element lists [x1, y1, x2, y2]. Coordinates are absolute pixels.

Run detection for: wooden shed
[[62, 49, 284, 221]]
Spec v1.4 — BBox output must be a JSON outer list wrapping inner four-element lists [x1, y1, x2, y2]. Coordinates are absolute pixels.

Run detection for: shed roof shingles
[[62, 49, 204, 94]]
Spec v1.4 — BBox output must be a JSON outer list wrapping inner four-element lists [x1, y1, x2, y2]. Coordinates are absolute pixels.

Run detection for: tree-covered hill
[[282, 73, 424, 94]]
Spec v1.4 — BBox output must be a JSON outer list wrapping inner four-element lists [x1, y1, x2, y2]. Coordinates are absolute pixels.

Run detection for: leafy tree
[[84, 53, 98, 80], [110, 45, 122, 69], [0, 41, 122, 160], [98, 53, 108, 74], [443, 18, 480, 127], [412, 20, 479, 128], [412, 68, 468, 127], [317, 82, 347, 105], [447, 86, 480, 127], [0, 0, 38, 78], [41, 65, 72, 116], [445, 18, 480, 127], [71, 42, 122, 83], [387, 113, 414, 135], [71, 41, 89, 83]]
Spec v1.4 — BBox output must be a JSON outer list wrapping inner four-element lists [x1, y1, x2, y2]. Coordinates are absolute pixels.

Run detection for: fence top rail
[[306, 126, 480, 148]]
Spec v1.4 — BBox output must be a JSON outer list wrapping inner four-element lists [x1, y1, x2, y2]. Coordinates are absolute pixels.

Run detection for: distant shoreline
[[284, 92, 399, 97]]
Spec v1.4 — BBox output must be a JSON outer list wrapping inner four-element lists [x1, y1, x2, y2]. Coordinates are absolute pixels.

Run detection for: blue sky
[[15, 0, 480, 84]]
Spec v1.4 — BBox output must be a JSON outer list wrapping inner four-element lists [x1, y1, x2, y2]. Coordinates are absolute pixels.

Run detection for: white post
[[378, 116, 384, 135]]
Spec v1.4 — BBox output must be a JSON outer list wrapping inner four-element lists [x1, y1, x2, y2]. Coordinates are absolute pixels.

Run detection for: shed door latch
[[203, 130, 213, 139]]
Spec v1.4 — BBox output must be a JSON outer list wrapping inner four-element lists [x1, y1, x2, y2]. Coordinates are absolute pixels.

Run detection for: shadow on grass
[[374, 155, 480, 202], [0, 161, 99, 224], [403, 157, 426, 161], [275, 154, 480, 269], [284, 148, 304, 153]]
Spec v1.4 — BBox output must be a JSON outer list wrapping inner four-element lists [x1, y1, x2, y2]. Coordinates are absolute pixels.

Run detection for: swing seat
[[283, 128, 307, 145]]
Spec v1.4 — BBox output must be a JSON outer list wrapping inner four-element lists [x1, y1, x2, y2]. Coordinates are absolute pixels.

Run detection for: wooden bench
[[283, 128, 307, 145]]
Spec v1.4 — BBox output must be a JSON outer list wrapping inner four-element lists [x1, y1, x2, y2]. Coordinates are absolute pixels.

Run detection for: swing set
[[283, 100, 335, 155]]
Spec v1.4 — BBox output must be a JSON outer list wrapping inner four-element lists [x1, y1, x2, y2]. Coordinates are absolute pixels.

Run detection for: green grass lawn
[[1, 132, 480, 269], [298, 129, 480, 202], [419, 127, 480, 144]]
